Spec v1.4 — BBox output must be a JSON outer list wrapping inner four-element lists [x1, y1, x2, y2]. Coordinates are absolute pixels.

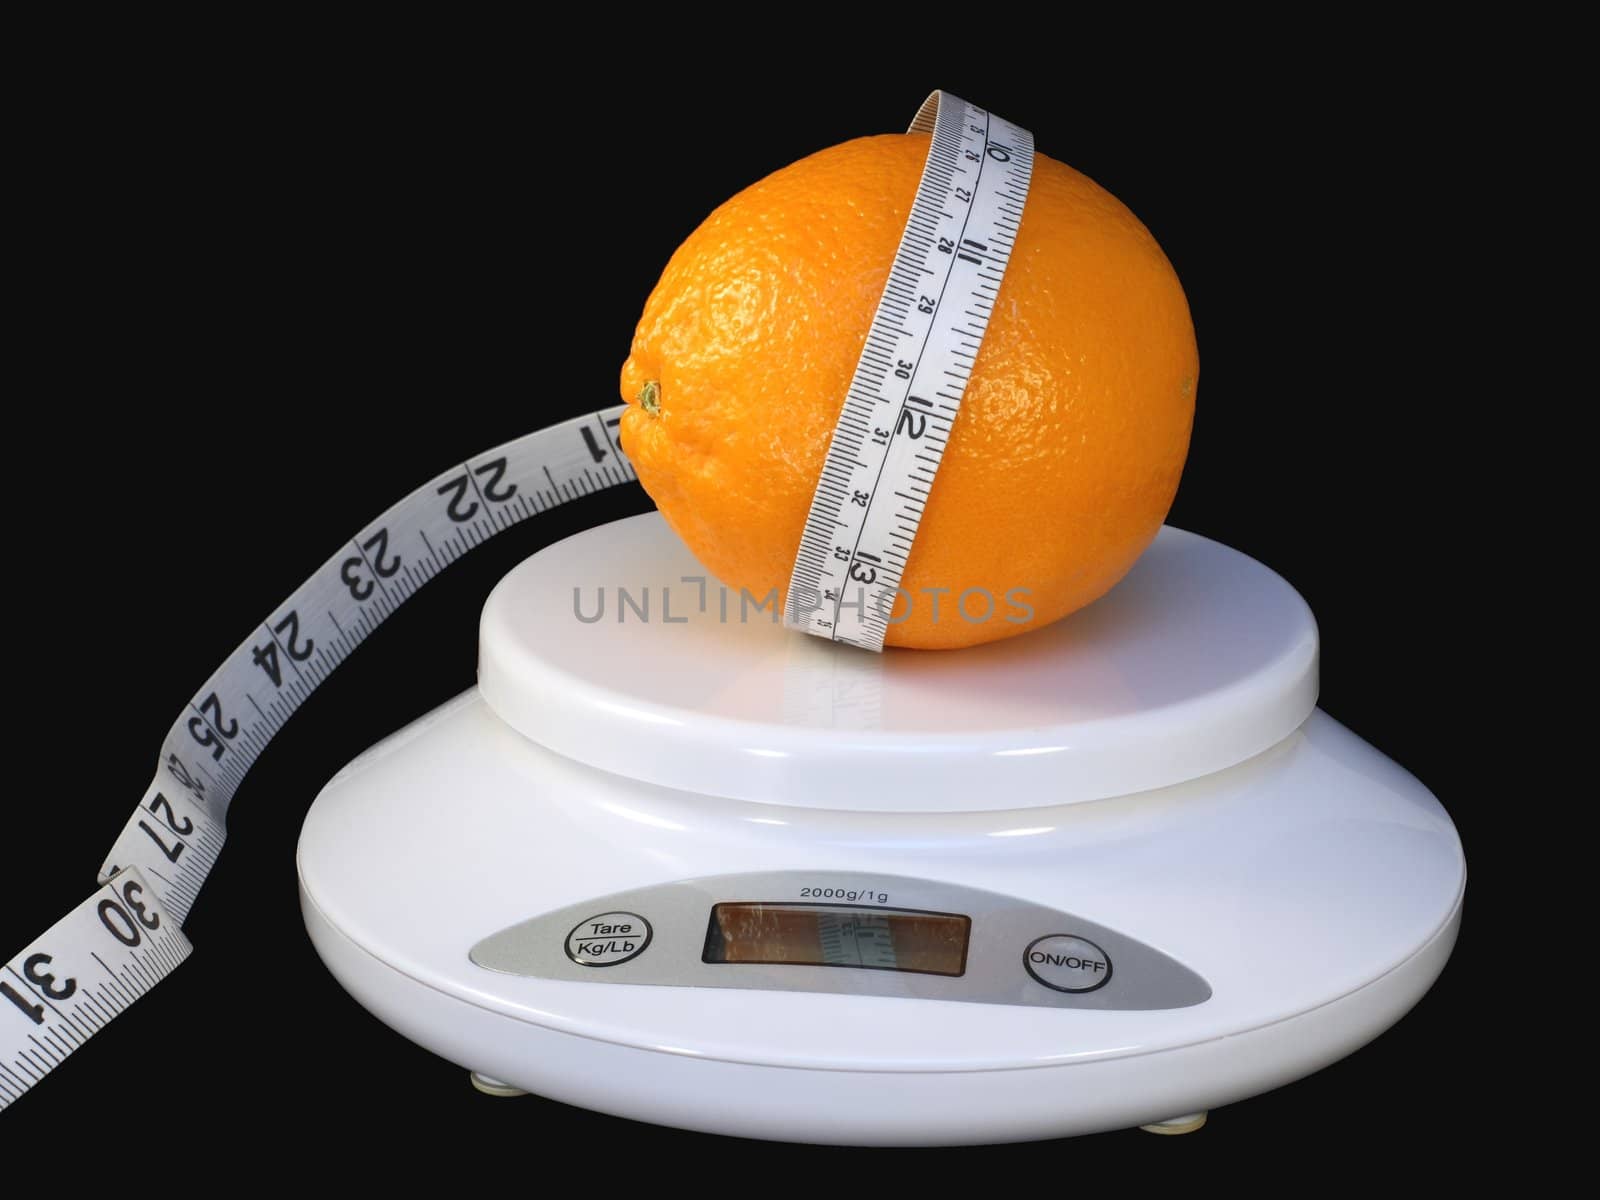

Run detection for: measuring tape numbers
[[3, 90, 1031, 1115], [785, 92, 1034, 650], [2, 409, 638, 1111]]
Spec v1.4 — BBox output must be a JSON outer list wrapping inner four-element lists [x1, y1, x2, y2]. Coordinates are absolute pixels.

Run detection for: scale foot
[[469, 1071, 528, 1097], [1140, 1112, 1208, 1135]]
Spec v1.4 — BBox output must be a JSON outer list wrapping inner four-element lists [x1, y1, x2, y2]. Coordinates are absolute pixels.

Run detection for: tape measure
[[785, 93, 1033, 649], [1, 91, 1031, 1114]]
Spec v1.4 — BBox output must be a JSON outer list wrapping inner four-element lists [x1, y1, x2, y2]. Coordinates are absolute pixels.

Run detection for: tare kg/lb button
[[566, 911, 653, 967], [1025, 934, 1112, 993]]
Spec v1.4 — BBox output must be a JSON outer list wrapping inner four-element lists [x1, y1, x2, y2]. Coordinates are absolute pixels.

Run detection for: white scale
[[297, 510, 1466, 1144], [3, 93, 1465, 1142]]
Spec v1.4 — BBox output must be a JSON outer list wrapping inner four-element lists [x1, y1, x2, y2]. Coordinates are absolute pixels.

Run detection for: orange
[[619, 132, 1197, 650]]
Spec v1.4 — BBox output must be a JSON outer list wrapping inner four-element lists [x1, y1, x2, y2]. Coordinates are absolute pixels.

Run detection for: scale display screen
[[702, 903, 970, 977]]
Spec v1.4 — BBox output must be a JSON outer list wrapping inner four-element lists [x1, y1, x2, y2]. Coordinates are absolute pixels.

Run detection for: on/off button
[[566, 911, 653, 967], [1024, 934, 1112, 993]]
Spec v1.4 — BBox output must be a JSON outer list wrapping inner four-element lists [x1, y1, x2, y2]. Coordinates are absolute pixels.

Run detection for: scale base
[[466, 1063, 1212, 1135], [297, 514, 1466, 1146]]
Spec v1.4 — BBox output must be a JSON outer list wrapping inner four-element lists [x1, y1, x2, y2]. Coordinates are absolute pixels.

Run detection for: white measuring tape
[[2, 91, 1031, 1114], [785, 92, 1033, 649]]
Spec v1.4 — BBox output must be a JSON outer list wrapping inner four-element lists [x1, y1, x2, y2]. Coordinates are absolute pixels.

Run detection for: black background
[[4, 46, 1504, 1175]]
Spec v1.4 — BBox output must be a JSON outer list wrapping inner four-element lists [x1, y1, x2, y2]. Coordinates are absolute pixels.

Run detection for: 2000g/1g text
[[797, 886, 891, 904]]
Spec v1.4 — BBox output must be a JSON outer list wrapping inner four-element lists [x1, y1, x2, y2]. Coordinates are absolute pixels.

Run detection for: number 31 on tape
[[2, 869, 190, 1107]]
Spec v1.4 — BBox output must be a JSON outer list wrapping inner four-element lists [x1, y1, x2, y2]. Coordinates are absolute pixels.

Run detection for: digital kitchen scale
[[296, 511, 1465, 1145]]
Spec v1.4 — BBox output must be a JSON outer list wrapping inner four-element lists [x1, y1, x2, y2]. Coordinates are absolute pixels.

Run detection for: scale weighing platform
[[296, 512, 1464, 1144]]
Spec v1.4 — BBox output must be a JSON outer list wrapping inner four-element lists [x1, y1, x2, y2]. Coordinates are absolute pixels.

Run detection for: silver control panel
[[470, 872, 1210, 1011]]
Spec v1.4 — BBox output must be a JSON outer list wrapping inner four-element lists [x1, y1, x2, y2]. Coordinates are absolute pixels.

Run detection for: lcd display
[[703, 903, 970, 977]]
